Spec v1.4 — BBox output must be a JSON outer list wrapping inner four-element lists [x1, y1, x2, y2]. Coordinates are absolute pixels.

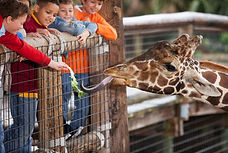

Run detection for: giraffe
[[81, 34, 228, 111]]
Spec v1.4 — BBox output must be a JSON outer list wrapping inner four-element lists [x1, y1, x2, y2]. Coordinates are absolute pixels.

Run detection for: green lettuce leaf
[[67, 66, 86, 99]]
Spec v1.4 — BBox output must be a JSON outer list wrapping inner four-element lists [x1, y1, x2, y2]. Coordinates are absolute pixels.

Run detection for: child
[[0, 0, 67, 152], [49, 0, 97, 137], [74, 0, 117, 41], [49, 0, 97, 46], [70, 0, 117, 135], [1, 0, 67, 153], [23, 0, 60, 37]]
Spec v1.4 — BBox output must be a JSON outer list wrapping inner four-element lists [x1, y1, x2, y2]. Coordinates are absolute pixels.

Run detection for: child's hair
[[59, 0, 73, 4], [81, 0, 105, 3], [0, 0, 29, 19], [28, 0, 32, 8], [36, 0, 60, 7], [18, 0, 32, 9]]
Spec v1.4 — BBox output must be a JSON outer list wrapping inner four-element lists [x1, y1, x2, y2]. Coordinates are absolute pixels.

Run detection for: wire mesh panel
[[0, 34, 111, 152], [129, 113, 228, 153], [174, 114, 228, 153]]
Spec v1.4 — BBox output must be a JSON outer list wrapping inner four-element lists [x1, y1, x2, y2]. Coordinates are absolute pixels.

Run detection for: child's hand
[[70, 21, 76, 24], [48, 60, 68, 71], [27, 32, 42, 38], [19, 56, 25, 62], [48, 28, 61, 35], [36, 28, 52, 37], [76, 30, 90, 44], [84, 17, 90, 21], [16, 54, 25, 62]]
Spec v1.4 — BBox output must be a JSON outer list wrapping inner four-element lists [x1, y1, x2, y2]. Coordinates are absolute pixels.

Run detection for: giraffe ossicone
[[81, 34, 228, 111]]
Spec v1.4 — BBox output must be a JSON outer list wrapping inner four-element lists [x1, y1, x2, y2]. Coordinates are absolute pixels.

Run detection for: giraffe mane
[[200, 61, 228, 74]]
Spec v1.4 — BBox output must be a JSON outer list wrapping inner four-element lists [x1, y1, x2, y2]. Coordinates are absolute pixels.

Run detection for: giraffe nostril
[[119, 67, 127, 71], [116, 64, 127, 71]]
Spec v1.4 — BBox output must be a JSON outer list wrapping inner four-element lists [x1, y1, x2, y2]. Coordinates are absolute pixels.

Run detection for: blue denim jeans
[[0, 116, 5, 153], [61, 73, 90, 132], [4, 92, 38, 153]]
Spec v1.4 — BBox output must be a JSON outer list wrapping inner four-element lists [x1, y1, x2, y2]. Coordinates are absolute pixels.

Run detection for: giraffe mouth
[[80, 76, 114, 93], [81, 65, 133, 93]]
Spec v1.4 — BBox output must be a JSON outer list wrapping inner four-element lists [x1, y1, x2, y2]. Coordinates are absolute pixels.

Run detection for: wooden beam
[[99, 0, 129, 152], [88, 45, 111, 152], [124, 12, 228, 31], [128, 100, 225, 132], [128, 105, 176, 131]]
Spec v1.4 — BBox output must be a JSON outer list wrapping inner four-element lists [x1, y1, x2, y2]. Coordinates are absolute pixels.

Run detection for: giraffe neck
[[169, 59, 228, 110], [191, 62, 228, 110]]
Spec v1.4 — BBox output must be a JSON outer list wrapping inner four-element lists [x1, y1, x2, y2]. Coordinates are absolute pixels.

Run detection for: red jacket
[[0, 14, 51, 93], [0, 14, 51, 66]]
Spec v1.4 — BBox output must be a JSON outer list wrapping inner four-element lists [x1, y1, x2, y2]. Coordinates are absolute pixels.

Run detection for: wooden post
[[38, 68, 64, 152], [89, 44, 111, 153], [99, 0, 130, 153]]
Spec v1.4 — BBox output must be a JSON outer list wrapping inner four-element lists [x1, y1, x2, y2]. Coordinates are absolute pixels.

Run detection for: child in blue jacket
[[49, 0, 97, 49]]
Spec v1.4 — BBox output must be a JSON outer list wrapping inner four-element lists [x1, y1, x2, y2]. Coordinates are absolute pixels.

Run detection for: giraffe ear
[[191, 79, 221, 97], [185, 70, 221, 97]]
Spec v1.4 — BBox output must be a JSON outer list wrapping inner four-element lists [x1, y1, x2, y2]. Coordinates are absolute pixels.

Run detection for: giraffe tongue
[[80, 76, 113, 93]]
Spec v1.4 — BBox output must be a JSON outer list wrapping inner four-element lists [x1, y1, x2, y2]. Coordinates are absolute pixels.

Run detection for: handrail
[[123, 12, 228, 30]]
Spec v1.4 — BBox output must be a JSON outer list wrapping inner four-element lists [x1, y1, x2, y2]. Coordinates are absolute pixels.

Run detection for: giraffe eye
[[164, 63, 176, 72]]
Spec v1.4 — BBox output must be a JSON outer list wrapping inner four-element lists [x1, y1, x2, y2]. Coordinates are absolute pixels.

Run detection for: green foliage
[[70, 74, 86, 99], [67, 66, 86, 99], [123, 0, 228, 17], [221, 33, 228, 44], [221, 33, 228, 52], [202, 37, 210, 46], [193, 50, 203, 58], [197, 32, 228, 53]]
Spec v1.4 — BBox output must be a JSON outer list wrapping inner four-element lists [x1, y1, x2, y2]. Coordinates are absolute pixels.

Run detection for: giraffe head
[[104, 34, 221, 97]]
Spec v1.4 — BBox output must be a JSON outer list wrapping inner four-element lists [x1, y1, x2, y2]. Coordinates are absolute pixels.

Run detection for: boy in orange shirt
[[49, 0, 97, 138], [61, 0, 117, 137], [74, 0, 117, 41], [63, 0, 117, 138]]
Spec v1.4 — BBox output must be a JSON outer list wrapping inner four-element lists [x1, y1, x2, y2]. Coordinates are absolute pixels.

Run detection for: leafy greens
[[67, 66, 86, 98]]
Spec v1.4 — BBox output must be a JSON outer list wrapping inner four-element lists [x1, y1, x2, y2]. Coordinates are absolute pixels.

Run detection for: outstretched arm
[[0, 31, 68, 70], [49, 17, 97, 37], [71, 19, 98, 35]]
